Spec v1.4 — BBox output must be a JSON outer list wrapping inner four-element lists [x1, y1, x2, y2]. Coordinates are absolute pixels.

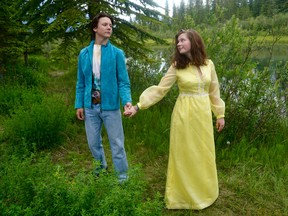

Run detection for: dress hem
[[165, 197, 218, 210]]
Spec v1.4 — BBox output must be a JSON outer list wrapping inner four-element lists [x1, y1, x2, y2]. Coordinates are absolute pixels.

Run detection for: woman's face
[[177, 33, 191, 57], [93, 17, 113, 39]]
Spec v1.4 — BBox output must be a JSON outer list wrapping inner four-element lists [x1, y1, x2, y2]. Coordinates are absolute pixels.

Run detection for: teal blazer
[[75, 40, 132, 110]]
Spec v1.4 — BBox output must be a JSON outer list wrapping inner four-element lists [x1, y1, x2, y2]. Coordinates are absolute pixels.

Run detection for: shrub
[[4, 62, 48, 88], [201, 17, 287, 145], [0, 155, 163, 215], [3, 95, 69, 152], [0, 85, 43, 116]]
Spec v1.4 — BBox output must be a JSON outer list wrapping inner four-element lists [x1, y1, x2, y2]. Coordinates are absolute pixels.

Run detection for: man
[[75, 12, 131, 182]]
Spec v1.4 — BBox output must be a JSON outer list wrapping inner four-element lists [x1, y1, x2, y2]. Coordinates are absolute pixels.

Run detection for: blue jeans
[[84, 104, 128, 181]]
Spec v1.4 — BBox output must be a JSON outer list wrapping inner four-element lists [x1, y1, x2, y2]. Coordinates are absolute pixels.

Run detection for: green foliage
[[124, 51, 177, 157], [0, 59, 49, 117], [196, 17, 287, 145], [3, 63, 48, 88], [27, 55, 53, 72], [124, 105, 171, 157], [204, 17, 250, 75], [172, 14, 196, 32], [0, 155, 163, 215], [225, 69, 284, 143], [218, 120, 288, 170], [127, 53, 170, 94], [0, 85, 43, 117], [19, 0, 166, 61], [216, 128, 288, 212], [3, 95, 69, 152], [171, 0, 288, 24], [241, 13, 288, 35], [42, 38, 79, 66], [0, 0, 26, 65]]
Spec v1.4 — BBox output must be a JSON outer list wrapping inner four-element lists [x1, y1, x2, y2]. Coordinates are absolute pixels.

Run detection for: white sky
[[157, 0, 183, 7], [156, 0, 185, 13], [123, 0, 188, 18]]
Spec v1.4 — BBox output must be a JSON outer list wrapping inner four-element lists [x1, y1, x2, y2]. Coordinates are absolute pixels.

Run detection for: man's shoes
[[94, 167, 109, 178]]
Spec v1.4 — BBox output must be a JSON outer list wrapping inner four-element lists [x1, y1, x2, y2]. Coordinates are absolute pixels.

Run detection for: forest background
[[0, 0, 287, 215]]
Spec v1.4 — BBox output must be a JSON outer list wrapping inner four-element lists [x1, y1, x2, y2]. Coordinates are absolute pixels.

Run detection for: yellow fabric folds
[[138, 60, 225, 209]]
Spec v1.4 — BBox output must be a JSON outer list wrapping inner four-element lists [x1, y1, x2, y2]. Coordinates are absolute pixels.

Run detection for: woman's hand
[[216, 118, 225, 132]]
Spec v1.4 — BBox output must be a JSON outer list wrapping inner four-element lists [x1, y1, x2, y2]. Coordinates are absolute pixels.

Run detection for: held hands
[[216, 118, 225, 132], [123, 104, 138, 118], [77, 104, 137, 120], [124, 102, 132, 114]]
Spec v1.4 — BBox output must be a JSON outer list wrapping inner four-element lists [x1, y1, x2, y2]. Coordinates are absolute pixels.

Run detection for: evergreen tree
[[205, 0, 211, 10], [162, 0, 172, 30], [165, 0, 169, 17], [2, 0, 166, 64], [172, 3, 177, 17], [172, 0, 186, 30], [0, 0, 26, 66], [276, 0, 288, 12], [237, 0, 252, 20], [251, 0, 263, 17], [261, 0, 277, 17]]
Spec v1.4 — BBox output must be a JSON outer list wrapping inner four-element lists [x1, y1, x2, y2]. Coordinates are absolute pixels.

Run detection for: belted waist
[[179, 92, 208, 97], [92, 97, 101, 104], [92, 90, 101, 104]]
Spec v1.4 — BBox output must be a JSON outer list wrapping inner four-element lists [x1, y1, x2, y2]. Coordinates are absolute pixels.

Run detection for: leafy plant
[[0, 85, 44, 116], [0, 155, 163, 215], [200, 17, 286, 145], [3, 95, 69, 152], [4, 63, 48, 88]]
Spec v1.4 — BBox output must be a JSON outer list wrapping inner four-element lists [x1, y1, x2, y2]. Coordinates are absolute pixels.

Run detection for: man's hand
[[124, 105, 138, 118], [76, 108, 84, 120], [123, 103, 132, 116]]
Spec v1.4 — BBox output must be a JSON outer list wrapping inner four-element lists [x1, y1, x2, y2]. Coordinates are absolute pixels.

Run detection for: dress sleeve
[[208, 60, 225, 119], [137, 65, 177, 110]]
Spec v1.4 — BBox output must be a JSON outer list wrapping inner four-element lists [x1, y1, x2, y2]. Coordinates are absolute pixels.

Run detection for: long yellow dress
[[137, 60, 225, 210]]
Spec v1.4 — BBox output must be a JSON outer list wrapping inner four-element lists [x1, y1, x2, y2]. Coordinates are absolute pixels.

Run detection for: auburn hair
[[172, 29, 207, 69]]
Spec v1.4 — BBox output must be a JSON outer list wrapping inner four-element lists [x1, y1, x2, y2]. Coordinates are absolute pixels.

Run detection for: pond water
[[153, 44, 288, 75], [252, 44, 288, 69]]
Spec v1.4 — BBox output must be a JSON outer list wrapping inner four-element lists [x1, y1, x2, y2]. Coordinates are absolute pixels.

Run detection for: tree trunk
[[24, 48, 28, 66]]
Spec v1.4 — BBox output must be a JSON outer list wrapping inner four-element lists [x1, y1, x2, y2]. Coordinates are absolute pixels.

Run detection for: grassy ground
[[45, 63, 287, 215], [0, 58, 286, 215], [256, 35, 288, 44]]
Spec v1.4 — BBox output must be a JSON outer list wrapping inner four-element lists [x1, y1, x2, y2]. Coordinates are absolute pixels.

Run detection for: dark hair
[[91, 12, 114, 39], [172, 29, 207, 69]]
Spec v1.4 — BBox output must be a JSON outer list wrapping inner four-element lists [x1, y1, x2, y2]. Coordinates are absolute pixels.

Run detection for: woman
[[125, 29, 225, 209]]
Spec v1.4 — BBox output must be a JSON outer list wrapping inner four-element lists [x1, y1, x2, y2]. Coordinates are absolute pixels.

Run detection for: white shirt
[[92, 44, 101, 89]]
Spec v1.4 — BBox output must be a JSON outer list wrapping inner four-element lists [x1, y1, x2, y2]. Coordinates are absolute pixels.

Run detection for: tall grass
[[216, 130, 288, 215], [0, 85, 44, 116], [0, 154, 163, 216], [3, 95, 70, 153]]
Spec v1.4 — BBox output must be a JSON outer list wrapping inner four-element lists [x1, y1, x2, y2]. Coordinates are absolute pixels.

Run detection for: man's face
[[93, 17, 112, 39]]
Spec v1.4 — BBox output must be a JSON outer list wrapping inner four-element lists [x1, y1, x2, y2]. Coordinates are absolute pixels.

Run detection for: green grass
[[0, 58, 287, 215], [49, 64, 287, 215], [256, 35, 288, 44]]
